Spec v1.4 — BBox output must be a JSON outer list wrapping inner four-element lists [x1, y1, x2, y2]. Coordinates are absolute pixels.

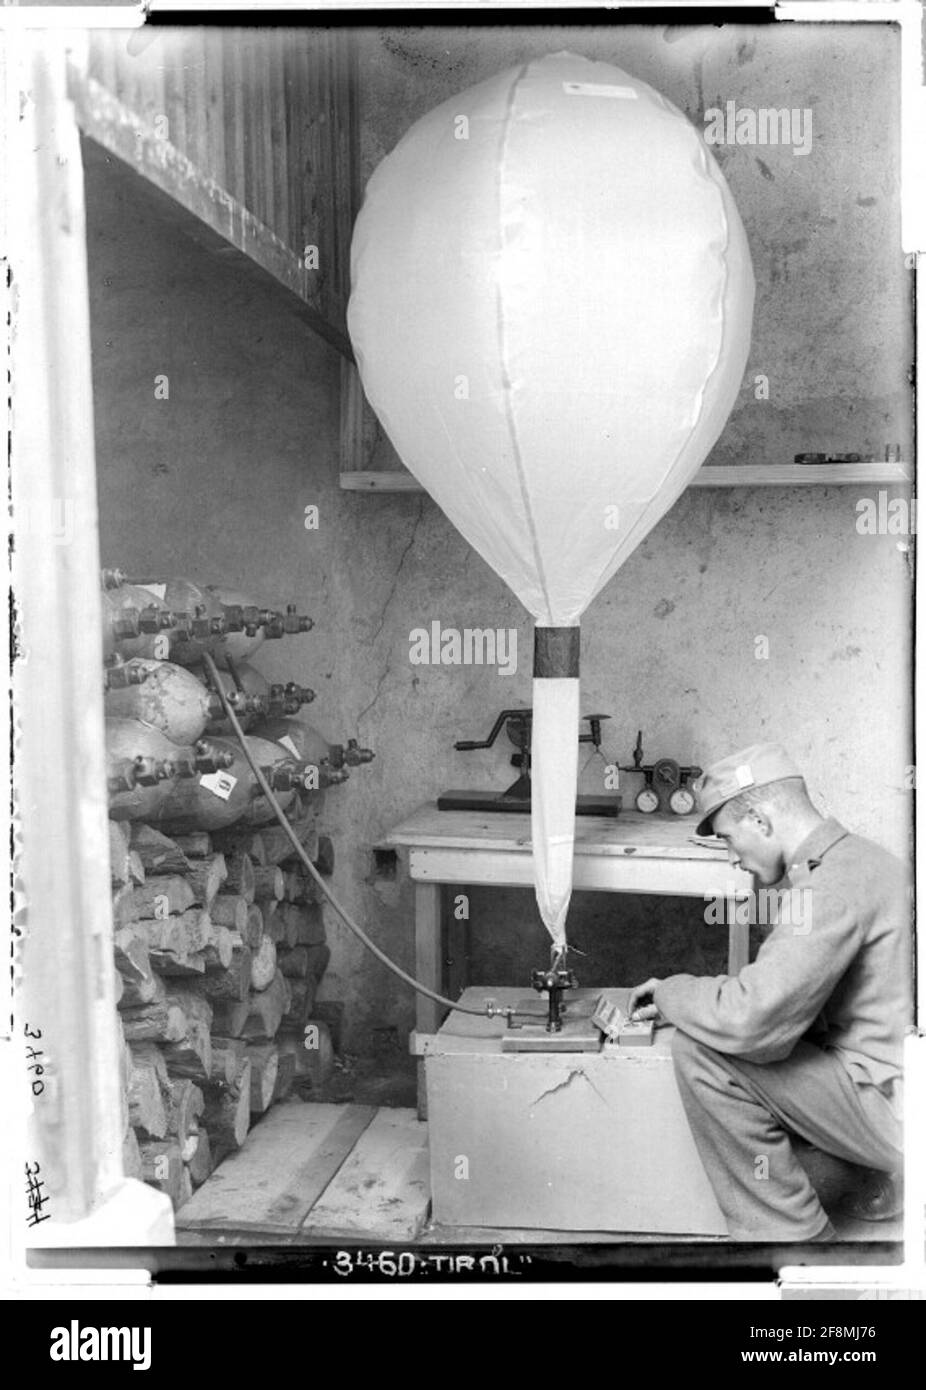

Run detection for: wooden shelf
[[698, 463, 912, 487], [340, 462, 913, 493]]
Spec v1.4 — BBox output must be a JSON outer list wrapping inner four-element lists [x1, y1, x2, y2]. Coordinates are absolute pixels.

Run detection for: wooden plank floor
[[175, 1099, 903, 1247], [177, 1100, 429, 1243], [177, 1102, 378, 1236], [301, 1108, 429, 1242]]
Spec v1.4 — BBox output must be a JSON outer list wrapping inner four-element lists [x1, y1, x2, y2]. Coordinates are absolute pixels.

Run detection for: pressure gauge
[[635, 787, 660, 814], [653, 757, 681, 790], [669, 785, 696, 816]]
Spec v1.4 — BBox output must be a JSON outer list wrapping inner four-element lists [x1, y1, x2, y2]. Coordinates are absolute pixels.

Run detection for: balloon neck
[[533, 626, 580, 679]]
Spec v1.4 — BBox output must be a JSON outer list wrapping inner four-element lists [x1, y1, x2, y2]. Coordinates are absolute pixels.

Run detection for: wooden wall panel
[[224, 33, 246, 206], [282, 38, 300, 255], [255, 35, 274, 231], [269, 35, 289, 245], [161, 34, 187, 156], [203, 31, 227, 193], [71, 27, 357, 352], [181, 30, 208, 172]]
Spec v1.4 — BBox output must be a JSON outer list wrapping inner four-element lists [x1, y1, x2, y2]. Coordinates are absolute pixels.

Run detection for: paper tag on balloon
[[136, 583, 167, 601], [200, 770, 237, 800], [278, 735, 300, 759], [563, 82, 637, 99]]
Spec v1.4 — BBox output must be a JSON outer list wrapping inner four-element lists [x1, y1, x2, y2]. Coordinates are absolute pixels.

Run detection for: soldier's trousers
[[671, 1030, 902, 1240]]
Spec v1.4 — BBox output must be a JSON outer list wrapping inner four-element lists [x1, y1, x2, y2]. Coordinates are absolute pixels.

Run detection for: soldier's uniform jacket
[[654, 819, 913, 1114]]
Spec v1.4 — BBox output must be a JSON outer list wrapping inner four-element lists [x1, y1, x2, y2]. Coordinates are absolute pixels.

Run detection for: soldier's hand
[[628, 976, 663, 1021]]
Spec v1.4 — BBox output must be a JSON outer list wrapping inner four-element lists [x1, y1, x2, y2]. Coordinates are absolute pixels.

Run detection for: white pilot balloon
[[348, 52, 754, 950]]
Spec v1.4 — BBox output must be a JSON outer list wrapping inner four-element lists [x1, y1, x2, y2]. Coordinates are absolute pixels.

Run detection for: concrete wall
[[87, 21, 913, 1050]]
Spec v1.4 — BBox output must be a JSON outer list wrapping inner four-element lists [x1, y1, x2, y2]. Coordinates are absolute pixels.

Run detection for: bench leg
[[415, 881, 443, 1119]]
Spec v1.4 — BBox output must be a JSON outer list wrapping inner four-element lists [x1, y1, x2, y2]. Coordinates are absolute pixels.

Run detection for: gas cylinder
[[114, 576, 312, 666], [151, 734, 322, 832], [119, 577, 230, 666], [204, 586, 280, 638], [198, 663, 315, 733], [207, 587, 312, 666], [106, 718, 233, 821], [104, 658, 265, 744], [103, 658, 151, 693], [241, 718, 344, 819], [100, 583, 188, 662], [106, 718, 175, 820], [249, 716, 373, 779], [122, 578, 306, 667]]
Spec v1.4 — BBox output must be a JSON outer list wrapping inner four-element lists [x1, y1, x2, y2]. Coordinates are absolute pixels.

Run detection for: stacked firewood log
[[99, 573, 372, 1209], [110, 802, 337, 1210]]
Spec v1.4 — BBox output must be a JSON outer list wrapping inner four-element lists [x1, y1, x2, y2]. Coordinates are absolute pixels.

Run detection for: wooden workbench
[[384, 804, 753, 1068]]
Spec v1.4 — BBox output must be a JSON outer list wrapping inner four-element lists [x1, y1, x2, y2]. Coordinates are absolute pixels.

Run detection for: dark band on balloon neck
[[533, 627, 580, 678]]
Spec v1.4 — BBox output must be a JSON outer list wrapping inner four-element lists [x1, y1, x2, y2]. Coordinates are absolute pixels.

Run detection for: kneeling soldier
[[628, 743, 912, 1242]]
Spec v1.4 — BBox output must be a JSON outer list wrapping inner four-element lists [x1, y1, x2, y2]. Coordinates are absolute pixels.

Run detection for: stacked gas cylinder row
[[102, 573, 373, 1210]]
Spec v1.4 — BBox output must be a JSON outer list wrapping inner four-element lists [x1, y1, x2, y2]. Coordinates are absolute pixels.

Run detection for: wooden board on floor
[[176, 1226, 299, 1246], [176, 1102, 376, 1234], [301, 1107, 430, 1243], [418, 1224, 726, 1246]]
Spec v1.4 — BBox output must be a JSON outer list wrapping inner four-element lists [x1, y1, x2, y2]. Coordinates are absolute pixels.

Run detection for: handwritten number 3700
[[24, 1024, 44, 1096]]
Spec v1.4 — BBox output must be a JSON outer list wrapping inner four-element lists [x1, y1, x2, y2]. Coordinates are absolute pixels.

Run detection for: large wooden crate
[[425, 986, 728, 1236]]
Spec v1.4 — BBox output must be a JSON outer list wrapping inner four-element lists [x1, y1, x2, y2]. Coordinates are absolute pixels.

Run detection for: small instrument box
[[592, 994, 656, 1047]]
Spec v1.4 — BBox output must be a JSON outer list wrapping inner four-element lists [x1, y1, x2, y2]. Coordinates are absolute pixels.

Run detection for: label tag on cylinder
[[563, 82, 637, 99], [200, 770, 237, 800]]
